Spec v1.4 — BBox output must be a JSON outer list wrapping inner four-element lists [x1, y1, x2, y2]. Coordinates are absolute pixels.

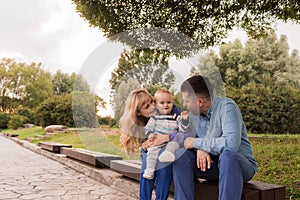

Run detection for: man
[[154, 75, 257, 200]]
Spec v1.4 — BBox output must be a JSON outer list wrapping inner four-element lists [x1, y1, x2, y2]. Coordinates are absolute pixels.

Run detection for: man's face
[[182, 91, 200, 115]]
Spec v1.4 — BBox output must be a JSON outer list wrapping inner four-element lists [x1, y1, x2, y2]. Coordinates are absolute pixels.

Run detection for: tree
[[52, 70, 90, 95], [113, 77, 140, 122], [110, 49, 175, 91], [72, 91, 99, 128], [52, 70, 73, 95], [72, 0, 300, 48], [275, 49, 300, 88], [0, 58, 53, 112], [203, 32, 300, 88]]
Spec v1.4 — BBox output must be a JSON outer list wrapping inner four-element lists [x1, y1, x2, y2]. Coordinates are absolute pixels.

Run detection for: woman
[[119, 88, 175, 200]]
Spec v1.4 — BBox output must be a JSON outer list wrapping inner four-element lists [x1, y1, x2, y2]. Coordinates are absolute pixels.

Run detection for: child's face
[[155, 92, 174, 115]]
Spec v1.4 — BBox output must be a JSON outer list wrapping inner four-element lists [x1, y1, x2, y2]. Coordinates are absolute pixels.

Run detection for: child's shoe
[[159, 150, 175, 162], [143, 170, 154, 180]]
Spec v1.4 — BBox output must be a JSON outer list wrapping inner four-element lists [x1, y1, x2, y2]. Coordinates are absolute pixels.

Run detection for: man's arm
[[192, 101, 242, 154]]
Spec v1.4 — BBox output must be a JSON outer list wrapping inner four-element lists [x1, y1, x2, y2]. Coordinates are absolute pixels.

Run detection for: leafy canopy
[[72, 0, 300, 48]]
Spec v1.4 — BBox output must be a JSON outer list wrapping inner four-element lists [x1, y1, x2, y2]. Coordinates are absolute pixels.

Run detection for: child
[[143, 89, 189, 179]]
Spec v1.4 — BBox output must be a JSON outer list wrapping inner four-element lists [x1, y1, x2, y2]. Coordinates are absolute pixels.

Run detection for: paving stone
[[0, 135, 138, 200]]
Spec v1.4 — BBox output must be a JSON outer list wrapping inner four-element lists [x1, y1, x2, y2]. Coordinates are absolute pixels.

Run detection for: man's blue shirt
[[189, 96, 257, 171]]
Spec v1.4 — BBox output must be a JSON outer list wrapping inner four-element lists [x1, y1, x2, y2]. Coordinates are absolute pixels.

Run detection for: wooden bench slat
[[246, 181, 286, 200], [38, 142, 72, 153], [110, 160, 141, 180], [194, 179, 260, 200], [61, 148, 122, 168], [2, 132, 19, 137]]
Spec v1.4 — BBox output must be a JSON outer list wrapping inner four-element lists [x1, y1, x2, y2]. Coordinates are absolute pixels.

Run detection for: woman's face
[[138, 97, 156, 118]]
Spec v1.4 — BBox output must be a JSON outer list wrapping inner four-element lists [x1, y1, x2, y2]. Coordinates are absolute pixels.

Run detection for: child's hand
[[181, 111, 189, 120], [148, 133, 156, 142]]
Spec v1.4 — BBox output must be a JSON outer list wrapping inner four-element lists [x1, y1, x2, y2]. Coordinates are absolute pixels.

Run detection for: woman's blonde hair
[[119, 88, 153, 153]]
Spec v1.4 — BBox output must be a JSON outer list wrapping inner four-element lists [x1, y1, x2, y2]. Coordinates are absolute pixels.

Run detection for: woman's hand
[[142, 139, 152, 150], [196, 149, 213, 171], [151, 134, 169, 147]]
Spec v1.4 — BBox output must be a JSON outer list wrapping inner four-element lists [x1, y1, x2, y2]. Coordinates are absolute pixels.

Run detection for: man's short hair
[[180, 75, 213, 99]]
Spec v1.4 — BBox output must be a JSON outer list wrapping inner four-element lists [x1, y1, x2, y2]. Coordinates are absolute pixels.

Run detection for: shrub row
[[227, 84, 300, 134], [1, 84, 299, 133]]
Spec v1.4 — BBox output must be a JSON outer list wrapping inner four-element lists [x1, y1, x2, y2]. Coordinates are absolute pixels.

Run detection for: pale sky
[[1, 0, 300, 116]]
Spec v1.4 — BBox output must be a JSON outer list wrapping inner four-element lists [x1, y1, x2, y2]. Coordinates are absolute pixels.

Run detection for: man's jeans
[[173, 148, 256, 200]]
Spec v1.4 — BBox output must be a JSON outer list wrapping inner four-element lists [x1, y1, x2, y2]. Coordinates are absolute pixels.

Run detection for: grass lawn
[[2, 127, 299, 199], [249, 134, 300, 199]]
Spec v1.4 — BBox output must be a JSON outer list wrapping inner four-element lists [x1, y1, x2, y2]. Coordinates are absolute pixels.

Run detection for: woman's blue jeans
[[173, 148, 256, 200], [140, 147, 173, 200]]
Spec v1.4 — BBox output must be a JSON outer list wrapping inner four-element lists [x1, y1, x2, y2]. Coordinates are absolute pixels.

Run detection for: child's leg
[[159, 141, 180, 162], [143, 146, 161, 179]]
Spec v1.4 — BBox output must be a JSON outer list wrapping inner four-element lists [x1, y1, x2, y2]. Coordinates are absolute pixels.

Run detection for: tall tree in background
[[52, 70, 73, 95], [110, 49, 175, 91], [52, 70, 91, 95], [208, 32, 299, 88], [0, 58, 53, 112], [113, 77, 140, 121]]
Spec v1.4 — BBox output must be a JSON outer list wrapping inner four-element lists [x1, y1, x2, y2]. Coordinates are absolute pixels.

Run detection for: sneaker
[[158, 150, 175, 162], [143, 171, 154, 180]]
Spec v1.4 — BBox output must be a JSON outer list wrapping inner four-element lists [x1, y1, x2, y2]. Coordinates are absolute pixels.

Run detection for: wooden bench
[[61, 147, 123, 168], [2, 132, 19, 137], [38, 142, 72, 153], [110, 160, 286, 200]]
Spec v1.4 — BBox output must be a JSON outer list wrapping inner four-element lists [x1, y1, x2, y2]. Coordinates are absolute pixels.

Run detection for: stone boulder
[[44, 125, 67, 133], [23, 123, 35, 128]]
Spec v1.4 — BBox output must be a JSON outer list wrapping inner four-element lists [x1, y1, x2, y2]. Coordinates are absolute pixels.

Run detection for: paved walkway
[[0, 135, 136, 200]]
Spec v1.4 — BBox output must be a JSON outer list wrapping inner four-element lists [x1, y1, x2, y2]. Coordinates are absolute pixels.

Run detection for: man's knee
[[219, 151, 241, 172]]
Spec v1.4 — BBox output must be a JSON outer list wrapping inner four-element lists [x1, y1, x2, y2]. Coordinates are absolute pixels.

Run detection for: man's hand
[[184, 137, 195, 149], [196, 149, 213, 171]]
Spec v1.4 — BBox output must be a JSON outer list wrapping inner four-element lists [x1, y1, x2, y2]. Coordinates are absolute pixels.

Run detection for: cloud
[[0, 0, 103, 73], [0, 1, 59, 56]]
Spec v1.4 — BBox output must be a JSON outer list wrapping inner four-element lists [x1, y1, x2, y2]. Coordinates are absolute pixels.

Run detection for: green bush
[[72, 91, 98, 128], [109, 118, 117, 128], [0, 112, 10, 129], [15, 107, 35, 123], [35, 92, 98, 128], [8, 115, 27, 130], [98, 116, 111, 126], [227, 84, 300, 134], [35, 94, 74, 127]]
